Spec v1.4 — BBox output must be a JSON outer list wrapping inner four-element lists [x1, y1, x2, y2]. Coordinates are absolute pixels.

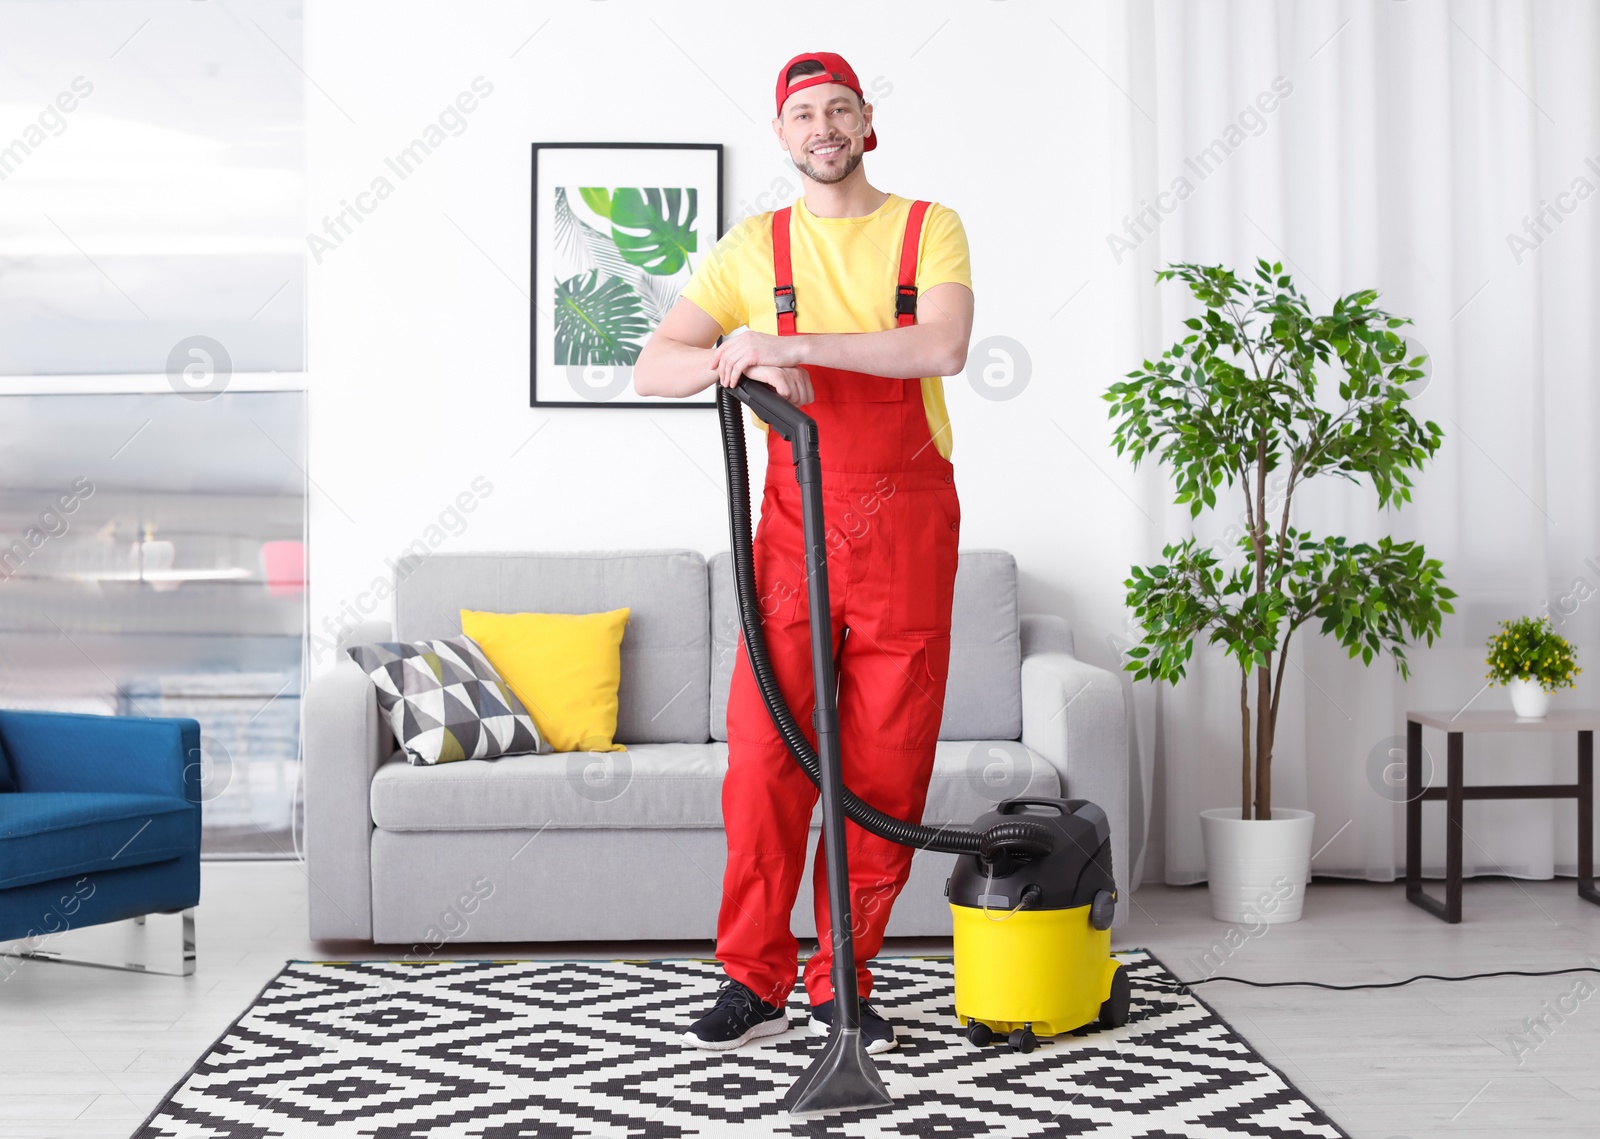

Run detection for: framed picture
[[531, 142, 724, 407]]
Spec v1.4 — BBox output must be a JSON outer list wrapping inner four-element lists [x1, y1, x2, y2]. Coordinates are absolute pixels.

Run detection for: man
[[633, 50, 974, 1054]]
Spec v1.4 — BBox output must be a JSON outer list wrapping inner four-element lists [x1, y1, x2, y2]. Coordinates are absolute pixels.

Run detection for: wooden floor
[[3, 863, 1597, 1137]]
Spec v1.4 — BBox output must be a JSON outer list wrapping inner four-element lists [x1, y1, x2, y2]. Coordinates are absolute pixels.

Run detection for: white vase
[[1509, 677, 1550, 718], [1199, 807, 1316, 923]]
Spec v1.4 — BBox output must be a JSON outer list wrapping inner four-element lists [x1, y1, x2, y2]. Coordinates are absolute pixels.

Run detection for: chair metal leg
[[0, 908, 195, 976]]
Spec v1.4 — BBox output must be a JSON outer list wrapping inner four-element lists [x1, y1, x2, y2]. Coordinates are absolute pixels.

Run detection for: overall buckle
[[894, 284, 918, 317], [773, 285, 796, 316]]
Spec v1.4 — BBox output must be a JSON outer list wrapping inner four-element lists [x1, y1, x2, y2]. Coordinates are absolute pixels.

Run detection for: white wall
[[303, 0, 1149, 690]]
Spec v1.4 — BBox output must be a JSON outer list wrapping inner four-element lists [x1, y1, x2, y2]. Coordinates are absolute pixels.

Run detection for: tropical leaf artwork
[[608, 188, 698, 275], [553, 269, 652, 366], [553, 186, 633, 283], [551, 185, 698, 366], [633, 270, 687, 327]]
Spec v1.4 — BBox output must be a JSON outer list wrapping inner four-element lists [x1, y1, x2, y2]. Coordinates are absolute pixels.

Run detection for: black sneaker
[[808, 997, 896, 1054], [683, 977, 789, 1050]]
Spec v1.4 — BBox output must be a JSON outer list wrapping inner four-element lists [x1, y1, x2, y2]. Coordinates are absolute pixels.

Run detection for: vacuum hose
[[716, 378, 1053, 865]]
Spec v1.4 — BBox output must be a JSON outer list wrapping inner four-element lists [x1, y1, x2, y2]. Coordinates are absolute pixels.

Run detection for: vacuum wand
[[719, 375, 888, 1115]]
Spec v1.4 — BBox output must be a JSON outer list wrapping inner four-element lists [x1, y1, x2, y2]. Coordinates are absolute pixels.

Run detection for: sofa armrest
[[1020, 649, 1130, 928], [0, 710, 199, 802], [0, 710, 202, 859], [304, 650, 391, 940], [1020, 612, 1075, 658]]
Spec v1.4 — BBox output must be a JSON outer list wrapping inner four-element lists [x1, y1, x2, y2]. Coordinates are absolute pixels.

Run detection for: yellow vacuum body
[[948, 798, 1130, 1050]]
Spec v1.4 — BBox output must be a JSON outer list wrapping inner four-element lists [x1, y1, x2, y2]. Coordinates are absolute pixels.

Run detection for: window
[[0, 0, 305, 375]]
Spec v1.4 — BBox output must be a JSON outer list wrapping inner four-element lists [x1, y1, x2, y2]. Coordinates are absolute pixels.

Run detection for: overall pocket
[[890, 486, 960, 635]]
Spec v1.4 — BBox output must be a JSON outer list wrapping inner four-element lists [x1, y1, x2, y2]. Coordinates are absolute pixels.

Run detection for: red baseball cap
[[774, 51, 876, 152]]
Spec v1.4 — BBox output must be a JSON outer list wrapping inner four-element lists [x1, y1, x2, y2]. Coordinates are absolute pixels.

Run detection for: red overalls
[[718, 199, 961, 1007]]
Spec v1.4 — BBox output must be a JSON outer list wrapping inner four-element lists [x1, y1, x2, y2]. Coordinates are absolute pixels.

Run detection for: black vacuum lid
[[948, 797, 1114, 911]]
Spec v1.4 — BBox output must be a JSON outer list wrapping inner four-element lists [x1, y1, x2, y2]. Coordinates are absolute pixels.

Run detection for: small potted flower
[[1485, 615, 1581, 718]]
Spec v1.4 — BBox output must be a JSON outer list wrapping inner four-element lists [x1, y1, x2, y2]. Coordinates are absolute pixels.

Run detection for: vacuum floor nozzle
[[782, 1025, 893, 1116]]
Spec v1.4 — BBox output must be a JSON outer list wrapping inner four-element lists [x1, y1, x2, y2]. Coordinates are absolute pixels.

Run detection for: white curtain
[[1104, 0, 1600, 888]]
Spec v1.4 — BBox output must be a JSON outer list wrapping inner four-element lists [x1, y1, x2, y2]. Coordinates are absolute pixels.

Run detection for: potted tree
[[1105, 260, 1456, 922]]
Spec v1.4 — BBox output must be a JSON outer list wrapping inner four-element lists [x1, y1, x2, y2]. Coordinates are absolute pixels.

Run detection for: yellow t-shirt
[[679, 192, 971, 460]]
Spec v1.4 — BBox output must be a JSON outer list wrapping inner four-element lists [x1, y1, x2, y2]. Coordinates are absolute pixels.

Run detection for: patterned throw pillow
[[345, 635, 550, 766]]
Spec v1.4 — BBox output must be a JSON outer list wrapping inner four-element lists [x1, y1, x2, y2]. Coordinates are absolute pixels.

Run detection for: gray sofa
[[304, 549, 1130, 945]]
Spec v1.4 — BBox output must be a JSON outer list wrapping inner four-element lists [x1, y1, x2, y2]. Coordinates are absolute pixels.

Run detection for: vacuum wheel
[[965, 1021, 992, 1046], [1008, 1026, 1037, 1053], [1099, 962, 1131, 1028], [1089, 889, 1116, 931]]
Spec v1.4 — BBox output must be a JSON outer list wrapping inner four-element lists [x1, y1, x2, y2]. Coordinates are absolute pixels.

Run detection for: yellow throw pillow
[[459, 608, 631, 753]]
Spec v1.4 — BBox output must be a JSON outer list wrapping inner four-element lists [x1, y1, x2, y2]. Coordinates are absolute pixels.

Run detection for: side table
[[1405, 708, 1600, 923]]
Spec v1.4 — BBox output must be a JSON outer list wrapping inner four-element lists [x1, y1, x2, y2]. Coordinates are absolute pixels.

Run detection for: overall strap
[[771, 206, 797, 335], [895, 199, 932, 327]]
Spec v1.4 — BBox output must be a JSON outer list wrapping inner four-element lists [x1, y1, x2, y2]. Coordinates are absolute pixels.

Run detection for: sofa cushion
[[709, 549, 1023, 742], [707, 552, 739, 744], [347, 635, 548, 765], [394, 551, 711, 745], [0, 792, 197, 890], [943, 551, 1024, 739], [369, 739, 1059, 831]]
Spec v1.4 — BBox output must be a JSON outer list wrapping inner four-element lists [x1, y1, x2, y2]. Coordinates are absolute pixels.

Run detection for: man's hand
[[720, 363, 813, 406], [708, 330, 806, 387]]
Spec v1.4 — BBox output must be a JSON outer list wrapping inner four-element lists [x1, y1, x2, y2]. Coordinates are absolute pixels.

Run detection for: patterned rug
[[132, 949, 1350, 1138]]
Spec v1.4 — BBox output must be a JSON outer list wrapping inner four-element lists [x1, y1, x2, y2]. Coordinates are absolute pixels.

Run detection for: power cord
[[1148, 965, 1600, 993]]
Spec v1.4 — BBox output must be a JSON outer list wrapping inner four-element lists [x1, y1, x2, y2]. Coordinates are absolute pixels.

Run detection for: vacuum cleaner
[[716, 376, 1129, 1115], [947, 798, 1128, 1053]]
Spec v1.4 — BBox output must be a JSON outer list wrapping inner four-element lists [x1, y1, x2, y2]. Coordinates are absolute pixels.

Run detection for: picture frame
[[530, 142, 724, 408]]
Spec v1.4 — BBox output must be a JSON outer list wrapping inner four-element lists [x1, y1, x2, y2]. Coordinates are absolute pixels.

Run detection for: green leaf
[[578, 187, 615, 219], [552, 269, 651, 365], [607, 187, 699, 275]]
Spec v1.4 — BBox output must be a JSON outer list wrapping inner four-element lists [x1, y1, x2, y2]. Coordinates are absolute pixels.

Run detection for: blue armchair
[[0, 709, 202, 975]]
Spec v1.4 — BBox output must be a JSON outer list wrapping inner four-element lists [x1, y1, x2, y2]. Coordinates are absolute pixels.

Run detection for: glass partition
[[0, 390, 307, 856]]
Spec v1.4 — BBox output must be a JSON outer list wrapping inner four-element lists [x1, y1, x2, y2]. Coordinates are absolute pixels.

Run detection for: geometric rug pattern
[[132, 949, 1351, 1138]]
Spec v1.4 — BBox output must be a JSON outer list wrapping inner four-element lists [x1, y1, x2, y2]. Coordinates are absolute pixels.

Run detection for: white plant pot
[[1199, 807, 1316, 924], [1509, 677, 1550, 718]]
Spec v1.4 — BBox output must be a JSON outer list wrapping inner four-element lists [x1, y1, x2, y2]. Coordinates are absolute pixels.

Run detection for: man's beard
[[794, 141, 863, 184]]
